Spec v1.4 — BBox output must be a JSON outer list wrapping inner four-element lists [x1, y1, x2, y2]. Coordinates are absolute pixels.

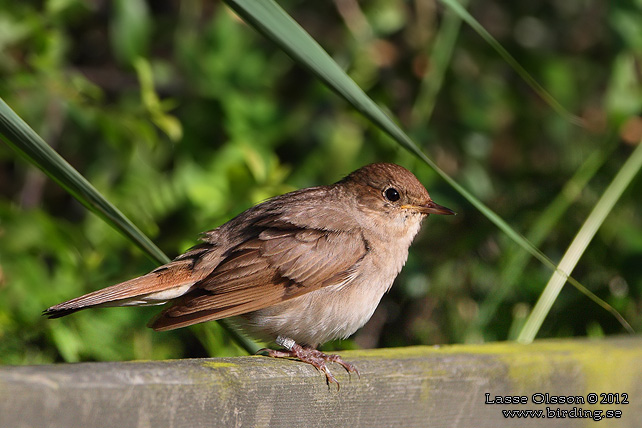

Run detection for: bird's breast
[[243, 230, 415, 347]]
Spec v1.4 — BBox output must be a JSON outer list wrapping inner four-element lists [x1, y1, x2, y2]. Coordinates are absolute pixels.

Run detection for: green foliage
[[0, 0, 640, 365]]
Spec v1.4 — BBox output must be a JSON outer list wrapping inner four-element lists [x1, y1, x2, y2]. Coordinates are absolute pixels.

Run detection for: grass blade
[[411, 0, 469, 125], [438, 0, 585, 127], [517, 140, 642, 343], [0, 98, 169, 265], [0, 97, 260, 355], [468, 144, 611, 339]]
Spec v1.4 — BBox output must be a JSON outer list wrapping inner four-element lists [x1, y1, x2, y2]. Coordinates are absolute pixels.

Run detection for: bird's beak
[[403, 201, 456, 215]]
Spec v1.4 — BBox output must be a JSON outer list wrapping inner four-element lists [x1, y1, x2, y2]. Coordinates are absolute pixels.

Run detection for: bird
[[44, 163, 455, 386]]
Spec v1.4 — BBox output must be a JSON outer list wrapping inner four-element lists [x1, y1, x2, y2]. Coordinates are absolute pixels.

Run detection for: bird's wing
[[149, 227, 368, 331]]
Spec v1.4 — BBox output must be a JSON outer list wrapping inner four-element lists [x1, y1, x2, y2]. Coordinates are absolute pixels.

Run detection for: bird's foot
[[259, 342, 359, 389]]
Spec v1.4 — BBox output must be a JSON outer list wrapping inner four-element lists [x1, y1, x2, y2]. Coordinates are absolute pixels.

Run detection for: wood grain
[[1, 337, 640, 428]]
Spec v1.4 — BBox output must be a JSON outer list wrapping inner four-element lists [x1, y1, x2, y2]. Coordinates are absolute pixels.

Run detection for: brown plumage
[[44, 163, 455, 385]]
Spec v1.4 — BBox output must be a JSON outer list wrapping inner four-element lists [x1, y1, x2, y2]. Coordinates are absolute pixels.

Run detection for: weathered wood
[[1, 337, 640, 428]]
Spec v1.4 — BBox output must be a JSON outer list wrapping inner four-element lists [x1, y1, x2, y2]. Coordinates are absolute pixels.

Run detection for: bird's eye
[[384, 187, 400, 202]]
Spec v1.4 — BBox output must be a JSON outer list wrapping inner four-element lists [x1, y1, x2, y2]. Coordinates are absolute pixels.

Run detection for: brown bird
[[45, 163, 455, 385]]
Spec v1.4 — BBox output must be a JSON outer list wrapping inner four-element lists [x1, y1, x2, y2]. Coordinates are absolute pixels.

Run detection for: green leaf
[[133, 57, 183, 142]]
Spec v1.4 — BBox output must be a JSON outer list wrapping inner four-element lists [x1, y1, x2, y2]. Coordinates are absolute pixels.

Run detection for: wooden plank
[[1, 337, 640, 428]]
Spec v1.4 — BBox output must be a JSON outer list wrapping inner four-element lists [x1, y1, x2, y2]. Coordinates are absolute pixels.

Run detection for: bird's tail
[[43, 259, 197, 318]]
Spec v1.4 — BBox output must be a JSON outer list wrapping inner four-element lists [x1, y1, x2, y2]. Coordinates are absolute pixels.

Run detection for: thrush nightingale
[[45, 163, 455, 385]]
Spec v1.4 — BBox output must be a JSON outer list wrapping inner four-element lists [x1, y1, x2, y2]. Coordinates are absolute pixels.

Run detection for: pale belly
[[243, 283, 385, 346], [242, 252, 404, 347], [242, 215, 421, 347]]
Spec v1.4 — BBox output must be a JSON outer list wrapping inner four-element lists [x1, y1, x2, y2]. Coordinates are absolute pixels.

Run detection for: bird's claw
[[261, 342, 359, 389]]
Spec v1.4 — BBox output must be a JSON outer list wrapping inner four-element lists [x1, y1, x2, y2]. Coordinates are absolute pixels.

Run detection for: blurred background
[[0, 0, 640, 364]]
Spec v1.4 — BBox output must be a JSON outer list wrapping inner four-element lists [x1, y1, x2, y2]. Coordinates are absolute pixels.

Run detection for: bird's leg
[[259, 335, 360, 388]]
